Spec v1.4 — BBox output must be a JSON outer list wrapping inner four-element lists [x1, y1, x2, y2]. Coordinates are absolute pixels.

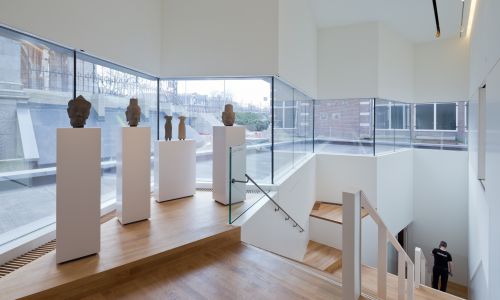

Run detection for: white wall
[[242, 155, 315, 261], [317, 22, 414, 101], [315, 154, 377, 206], [468, 0, 500, 298], [161, 0, 279, 77], [0, 0, 162, 75], [278, 0, 317, 98], [317, 22, 379, 99], [242, 199, 309, 261], [275, 156, 316, 227], [408, 149, 468, 286], [377, 150, 414, 236], [378, 23, 414, 101], [414, 38, 470, 103]]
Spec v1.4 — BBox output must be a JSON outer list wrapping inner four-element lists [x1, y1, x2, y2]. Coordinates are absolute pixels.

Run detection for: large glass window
[[413, 102, 467, 149], [436, 103, 457, 130], [314, 99, 374, 155], [76, 53, 158, 205], [415, 104, 434, 130], [160, 78, 272, 184], [0, 28, 74, 246]]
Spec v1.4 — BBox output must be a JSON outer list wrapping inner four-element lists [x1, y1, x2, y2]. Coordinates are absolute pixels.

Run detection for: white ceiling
[[309, 0, 471, 43]]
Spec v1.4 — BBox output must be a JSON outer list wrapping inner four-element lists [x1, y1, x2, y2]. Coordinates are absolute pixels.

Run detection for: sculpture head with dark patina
[[125, 98, 141, 127], [67, 95, 91, 128]]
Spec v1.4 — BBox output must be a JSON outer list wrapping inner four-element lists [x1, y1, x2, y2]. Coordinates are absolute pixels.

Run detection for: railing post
[[342, 192, 361, 300], [407, 261, 415, 300], [415, 248, 421, 286], [421, 256, 426, 286], [378, 226, 387, 299], [398, 252, 405, 300]]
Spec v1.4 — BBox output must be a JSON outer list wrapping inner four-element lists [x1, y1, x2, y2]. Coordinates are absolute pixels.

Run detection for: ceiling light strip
[[460, 0, 465, 37]]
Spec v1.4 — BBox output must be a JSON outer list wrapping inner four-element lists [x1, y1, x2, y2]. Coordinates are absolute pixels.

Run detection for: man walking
[[432, 241, 453, 292]]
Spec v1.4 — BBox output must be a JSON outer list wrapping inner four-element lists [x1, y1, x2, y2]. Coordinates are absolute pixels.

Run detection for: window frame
[[413, 102, 458, 132], [375, 102, 409, 131]]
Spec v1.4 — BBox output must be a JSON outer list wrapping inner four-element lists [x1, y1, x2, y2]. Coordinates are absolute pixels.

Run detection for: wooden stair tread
[[310, 202, 369, 224], [332, 264, 466, 300], [302, 241, 342, 273]]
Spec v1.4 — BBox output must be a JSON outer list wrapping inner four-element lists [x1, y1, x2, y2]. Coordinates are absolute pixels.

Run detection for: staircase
[[302, 240, 342, 273]]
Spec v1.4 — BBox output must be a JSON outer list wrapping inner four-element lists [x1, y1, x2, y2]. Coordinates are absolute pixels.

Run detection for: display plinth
[[212, 126, 246, 205], [56, 128, 101, 264], [154, 140, 196, 202], [116, 127, 151, 225]]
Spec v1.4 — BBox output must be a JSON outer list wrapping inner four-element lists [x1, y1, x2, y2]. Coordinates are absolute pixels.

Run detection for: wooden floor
[[82, 242, 344, 300], [0, 192, 235, 299], [302, 240, 342, 273], [310, 202, 369, 224]]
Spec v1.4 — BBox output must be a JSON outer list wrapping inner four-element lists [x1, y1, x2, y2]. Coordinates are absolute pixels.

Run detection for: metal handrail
[[232, 173, 304, 233]]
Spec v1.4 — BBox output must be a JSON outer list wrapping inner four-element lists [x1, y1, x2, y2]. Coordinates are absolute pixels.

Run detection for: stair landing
[[302, 240, 342, 273], [310, 202, 369, 224]]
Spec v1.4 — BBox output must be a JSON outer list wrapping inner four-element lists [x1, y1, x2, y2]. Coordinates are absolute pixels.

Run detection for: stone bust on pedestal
[[67, 95, 91, 128]]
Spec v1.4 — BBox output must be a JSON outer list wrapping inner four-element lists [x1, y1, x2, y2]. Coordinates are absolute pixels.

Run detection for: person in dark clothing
[[432, 241, 453, 292]]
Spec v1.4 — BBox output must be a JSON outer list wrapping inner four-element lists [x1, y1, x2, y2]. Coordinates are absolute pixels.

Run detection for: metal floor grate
[[0, 240, 56, 278]]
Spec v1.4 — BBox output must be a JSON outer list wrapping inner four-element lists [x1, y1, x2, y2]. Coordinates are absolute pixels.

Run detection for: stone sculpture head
[[222, 104, 235, 126], [125, 98, 141, 127], [67, 95, 91, 128], [164, 115, 173, 141]]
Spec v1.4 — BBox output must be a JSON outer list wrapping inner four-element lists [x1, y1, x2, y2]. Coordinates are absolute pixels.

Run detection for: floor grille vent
[[0, 239, 56, 278]]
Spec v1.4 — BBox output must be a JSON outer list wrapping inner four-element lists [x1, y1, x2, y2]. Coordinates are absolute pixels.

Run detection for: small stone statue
[[222, 104, 235, 126], [164, 115, 173, 141], [67, 95, 91, 128], [125, 98, 141, 127], [178, 116, 186, 140]]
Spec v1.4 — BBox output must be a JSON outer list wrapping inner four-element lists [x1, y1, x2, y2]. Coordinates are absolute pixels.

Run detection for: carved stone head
[[222, 104, 235, 126], [67, 95, 91, 128], [125, 98, 141, 127]]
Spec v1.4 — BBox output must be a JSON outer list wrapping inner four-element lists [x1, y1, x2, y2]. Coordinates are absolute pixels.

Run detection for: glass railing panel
[[228, 145, 267, 224], [75, 52, 158, 205], [375, 99, 396, 155], [159, 77, 272, 184], [273, 79, 295, 180], [314, 99, 375, 155], [0, 26, 74, 246], [293, 90, 313, 164], [393, 101, 412, 151]]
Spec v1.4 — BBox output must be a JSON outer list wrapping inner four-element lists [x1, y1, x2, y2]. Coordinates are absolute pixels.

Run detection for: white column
[[398, 252, 406, 300], [116, 127, 151, 225], [415, 247, 422, 286], [342, 191, 361, 300], [378, 226, 387, 299], [407, 261, 415, 300], [56, 128, 100, 264]]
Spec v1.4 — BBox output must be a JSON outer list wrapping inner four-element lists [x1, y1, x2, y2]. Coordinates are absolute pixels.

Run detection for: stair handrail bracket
[[342, 190, 415, 300]]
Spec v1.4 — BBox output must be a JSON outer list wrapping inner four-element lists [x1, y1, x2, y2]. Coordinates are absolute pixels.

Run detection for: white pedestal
[[56, 128, 101, 264], [116, 127, 151, 225], [154, 140, 196, 202], [212, 126, 246, 205]]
